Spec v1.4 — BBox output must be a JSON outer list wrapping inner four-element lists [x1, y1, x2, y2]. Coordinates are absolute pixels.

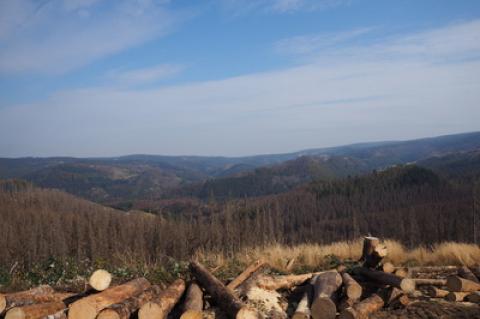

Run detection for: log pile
[[1, 236, 480, 319]]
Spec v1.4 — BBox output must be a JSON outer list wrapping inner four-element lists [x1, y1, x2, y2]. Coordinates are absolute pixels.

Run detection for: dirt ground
[[372, 300, 480, 319]]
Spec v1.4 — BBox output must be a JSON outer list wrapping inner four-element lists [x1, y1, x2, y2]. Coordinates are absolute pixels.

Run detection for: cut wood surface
[[311, 271, 342, 319], [292, 291, 311, 319], [5, 301, 66, 319], [180, 282, 203, 319], [138, 279, 185, 319], [465, 291, 480, 303], [458, 266, 479, 283], [341, 273, 362, 300], [227, 260, 265, 291], [381, 262, 395, 273], [413, 278, 447, 286], [445, 291, 469, 302], [425, 286, 449, 298], [359, 237, 387, 269], [89, 270, 112, 292], [339, 294, 384, 319], [446, 275, 480, 292], [1, 286, 59, 313], [189, 261, 261, 319], [96, 285, 161, 319], [353, 267, 415, 293], [68, 278, 151, 319], [254, 273, 319, 291], [394, 268, 409, 278]]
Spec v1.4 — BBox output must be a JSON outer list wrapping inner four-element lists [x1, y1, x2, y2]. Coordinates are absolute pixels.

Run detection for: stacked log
[[339, 294, 384, 319], [180, 282, 204, 319], [310, 271, 342, 319], [138, 279, 185, 319], [352, 267, 416, 293], [446, 275, 480, 292], [5, 301, 67, 319], [1, 286, 58, 313]]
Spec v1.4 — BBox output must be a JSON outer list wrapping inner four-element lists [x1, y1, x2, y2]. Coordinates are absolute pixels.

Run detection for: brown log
[[425, 286, 449, 298], [227, 260, 266, 291], [353, 267, 415, 293], [446, 275, 480, 292], [1, 286, 56, 313], [339, 294, 384, 319], [413, 278, 447, 286], [180, 282, 204, 319], [310, 271, 342, 319], [138, 279, 185, 319], [68, 278, 151, 319], [470, 265, 480, 280], [394, 268, 409, 278], [337, 297, 356, 313], [5, 301, 66, 319], [465, 291, 480, 303], [359, 237, 387, 269], [458, 266, 479, 283], [89, 269, 112, 291], [381, 262, 395, 273], [445, 291, 469, 302], [96, 285, 161, 319], [292, 291, 310, 319], [189, 261, 261, 319], [254, 273, 320, 291], [380, 287, 403, 305], [341, 273, 362, 300]]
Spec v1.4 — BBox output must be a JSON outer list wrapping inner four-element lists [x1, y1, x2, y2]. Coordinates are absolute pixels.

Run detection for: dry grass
[[197, 239, 480, 274]]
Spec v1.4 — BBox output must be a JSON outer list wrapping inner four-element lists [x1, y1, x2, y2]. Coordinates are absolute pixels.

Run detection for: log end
[[180, 310, 203, 319], [346, 285, 362, 300], [96, 309, 121, 319], [89, 269, 112, 291], [236, 307, 263, 319], [0, 294, 6, 314], [292, 313, 310, 319], [400, 278, 416, 293], [382, 262, 395, 273], [5, 308, 26, 319], [445, 292, 466, 302], [68, 301, 97, 319], [446, 275, 462, 292], [311, 297, 337, 319], [138, 302, 166, 319], [338, 307, 356, 319], [466, 292, 480, 303]]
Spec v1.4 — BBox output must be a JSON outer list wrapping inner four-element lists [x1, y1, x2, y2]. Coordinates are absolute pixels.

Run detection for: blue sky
[[1, 0, 480, 157]]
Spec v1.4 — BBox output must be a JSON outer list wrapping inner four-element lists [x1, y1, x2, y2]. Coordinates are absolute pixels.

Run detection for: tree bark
[[180, 282, 203, 319], [292, 291, 310, 319], [68, 278, 151, 319], [446, 275, 480, 292], [227, 260, 266, 291], [88, 269, 112, 292], [341, 273, 362, 300], [413, 279, 447, 286], [425, 286, 449, 298], [1, 286, 71, 314], [5, 301, 66, 319], [138, 279, 185, 319], [310, 271, 342, 319], [352, 267, 415, 293], [458, 266, 479, 283], [338, 294, 384, 319], [96, 285, 161, 319], [359, 237, 387, 269], [189, 261, 261, 319], [445, 292, 469, 302]]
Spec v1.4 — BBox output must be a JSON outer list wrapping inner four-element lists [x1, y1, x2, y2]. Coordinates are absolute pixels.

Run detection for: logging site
[[1, 237, 480, 319]]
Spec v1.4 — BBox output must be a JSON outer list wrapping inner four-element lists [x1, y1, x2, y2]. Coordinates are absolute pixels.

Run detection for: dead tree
[[446, 275, 480, 292], [5, 301, 66, 319], [227, 260, 266, 291], [359, 237, 387, 269], [339, 294, 384, 319], [352, 267, 415, 293], [310, 271, 342, 319], [138, 279, 185, 319], [180, 282, 204, 319], [89, 270, 112, 291]]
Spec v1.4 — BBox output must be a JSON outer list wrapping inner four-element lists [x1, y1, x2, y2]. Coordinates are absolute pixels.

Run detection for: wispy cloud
[[0, 0, 178, 75], [220, 0, 350, 15], [1, 20, 479, 157], [106, 64, 185, 86]]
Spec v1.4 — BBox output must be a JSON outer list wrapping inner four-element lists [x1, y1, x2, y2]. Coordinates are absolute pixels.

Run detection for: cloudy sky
[[0, 0, 479, 157]]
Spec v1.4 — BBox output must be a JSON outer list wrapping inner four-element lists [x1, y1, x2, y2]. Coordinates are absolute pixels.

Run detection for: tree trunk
[[255, 273, 320, 291], [445, 292, 469, 302], [180, 282, 203, 319], [446, 275, 480, 292], [341, 273, 362, 300], [359, 237, 387, 269], [458, 266, 479, 283], [88, 270, 112, 292], [353, 267, 415, 293], [1, 286, 57, 313], [338, 294, 384, 319], [292, 291, 310, 319], [311, 271, 342, 319], [189, 261, 261, 319], [68, 278, 151, 319], [5, 301, 66, 319], [413, 279, 447, 286], [425, 286, 449, 298], [138, 279, 185, 319], [227, 260, 266, 291], [96, 285, 161, 319]]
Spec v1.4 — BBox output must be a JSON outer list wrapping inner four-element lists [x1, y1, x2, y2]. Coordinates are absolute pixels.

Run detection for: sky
[[0, 0, 480, 157]]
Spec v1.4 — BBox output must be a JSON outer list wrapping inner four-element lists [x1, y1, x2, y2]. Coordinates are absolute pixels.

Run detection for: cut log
[[341, 273, 362, 300], [446, 275, 480, 292], [359, 237, 387, 269], [465, 291, 480, 303], [470, 265, 480, 280], [394, 268, 409, 278], [0, 286, 67, 314], [292, 291, 310, 319], [425, 286, 449, 298], [255, 273, 320, 291], [445, 292, 469, 302], [458, 266, 479, 283], [337, 297, 356, 313], [180, 282, 203, 319], [380, 287, 403, 306], [89, 269, 112, 291], [353, 267, 415, 293], [5, 301, 66, 319], [310, 271, 342, 319], [96, 285, 161, 319], [339, 294, 384, 319], [227, 260, 266, 291], [381, 262, 395, 273], [413, 278, 447, 286], [138, 279, 185, 319], [68, 278, 151, 319], [189, 261, 261, 319]]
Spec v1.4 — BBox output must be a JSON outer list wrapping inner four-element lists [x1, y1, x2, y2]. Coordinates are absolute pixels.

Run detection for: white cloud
[[1, 20, 479, 157], [107, 64, 185, 86], [221, 0, 350, 15], [0, 0, 178, 74]]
